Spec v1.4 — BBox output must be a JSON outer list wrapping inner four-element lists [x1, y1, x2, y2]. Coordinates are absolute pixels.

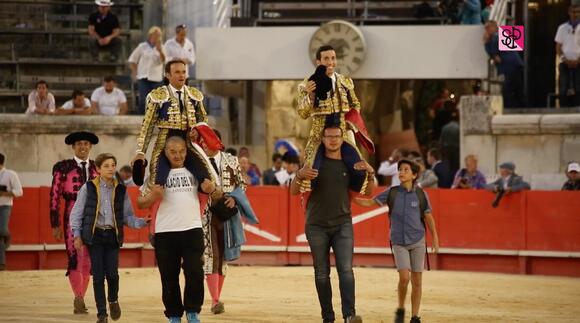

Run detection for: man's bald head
[[165, 136, 187, 168]]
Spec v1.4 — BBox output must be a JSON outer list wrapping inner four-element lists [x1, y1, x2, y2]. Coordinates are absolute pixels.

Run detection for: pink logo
[[499, 25, 524, 51]]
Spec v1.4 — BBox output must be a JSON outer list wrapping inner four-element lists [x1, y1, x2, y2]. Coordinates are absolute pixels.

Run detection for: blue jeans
[[87, 229, 120, 318], [137, 79, 163, 114], [306, 222, 356, 321], [0, 206, 11, 266]]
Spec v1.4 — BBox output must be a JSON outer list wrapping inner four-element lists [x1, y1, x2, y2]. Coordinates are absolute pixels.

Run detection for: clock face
[[308, 20, 367, 75]]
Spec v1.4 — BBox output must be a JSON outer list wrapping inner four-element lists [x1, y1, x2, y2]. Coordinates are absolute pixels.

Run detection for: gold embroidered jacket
[[297, 73, 361, 119], [136, 85, 208, 154]]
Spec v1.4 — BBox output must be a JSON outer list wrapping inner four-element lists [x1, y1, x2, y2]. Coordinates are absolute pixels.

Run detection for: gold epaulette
[[185, 86, 204, 101], [147, 86, 169, 103], [337, 73, 355, 90]]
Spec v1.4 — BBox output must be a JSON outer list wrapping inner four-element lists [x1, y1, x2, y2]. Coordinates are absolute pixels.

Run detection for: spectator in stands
[[432, 100, 454, 142], [481, 0, 493, 23], [165, 24, 196, 79], [118, 165, 135, 186], [88, 0, 122, 62], [413, 156, 438, 189], [273, 152, 300, 186], [428, 88, 450, 120], [0, 153, 24, 271], [26, 80, 56, 115], [238, 147, 262, 178], [459, 0, 482, 24], [56, 90, 92, 115], [562, 162, 580, 190], [440, 107, 460, 176], [262, 153, 283, 185], [239, 156, 260, 186], [379, 148, 409, 187], [427, 148, 453, 188], [452, 154, 486, 189], [128, 26, 166, 114], [486, 161, 530, 193], [90, 76, 128, 115], [556, 6, 580, 107], [484, 20, 524, 108]]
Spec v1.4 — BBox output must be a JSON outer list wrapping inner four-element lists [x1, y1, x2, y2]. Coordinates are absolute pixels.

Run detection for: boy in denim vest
[[70, 153, 149, 323]]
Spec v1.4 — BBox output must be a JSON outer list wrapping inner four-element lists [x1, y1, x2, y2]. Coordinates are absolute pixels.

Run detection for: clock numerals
[[352, 57, 363, 65], [355, 47, 364, 53]]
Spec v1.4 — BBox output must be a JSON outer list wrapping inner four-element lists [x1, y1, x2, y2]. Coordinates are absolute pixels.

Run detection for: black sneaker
[[395, 308, 405, 323], [345, 315, 362, 323], [410, 316, 421, 323], [96, 315, 108, 323], [109, 301, 121, 320]]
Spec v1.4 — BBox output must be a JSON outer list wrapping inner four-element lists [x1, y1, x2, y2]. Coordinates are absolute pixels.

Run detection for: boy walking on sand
[[355, 159, 439, 323], [70, 153, 149, 323]]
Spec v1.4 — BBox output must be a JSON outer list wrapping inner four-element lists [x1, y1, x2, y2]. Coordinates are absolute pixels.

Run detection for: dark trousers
[[137, 79, 163, 115], [155, 228, 205, 318], [87, 229, 120, 318], [502, 66, 524, 108], [306, 222, 356, 321], [559, 63, 580, 107], [89, 37, 122, 60]]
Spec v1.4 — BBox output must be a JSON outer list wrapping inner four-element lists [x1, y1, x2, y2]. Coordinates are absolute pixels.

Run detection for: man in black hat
[[50, 131, 99, 315], [485, 161, 530, 193]]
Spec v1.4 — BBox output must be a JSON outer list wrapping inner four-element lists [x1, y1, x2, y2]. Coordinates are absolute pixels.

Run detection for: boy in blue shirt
[[70, 153, 149, 323], [355, 159, 439, 323]]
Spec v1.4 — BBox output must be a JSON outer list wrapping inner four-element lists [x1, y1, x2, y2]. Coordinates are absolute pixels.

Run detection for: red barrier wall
[[6, 187, 580, 277]]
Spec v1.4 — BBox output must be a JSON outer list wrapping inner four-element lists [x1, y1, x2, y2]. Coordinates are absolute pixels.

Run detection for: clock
[[308, 20, 367, 75]]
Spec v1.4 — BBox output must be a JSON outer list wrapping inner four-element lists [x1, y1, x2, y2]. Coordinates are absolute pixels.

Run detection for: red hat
[[345, 109, 375, 155], [194, 123, 224, 151]]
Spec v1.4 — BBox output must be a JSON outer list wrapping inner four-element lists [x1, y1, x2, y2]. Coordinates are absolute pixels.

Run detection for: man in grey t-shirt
[[290, 126, 375, 323]]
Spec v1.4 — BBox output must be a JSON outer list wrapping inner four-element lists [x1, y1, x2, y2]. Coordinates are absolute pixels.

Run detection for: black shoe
[[395, 308, 405, 323], [410, 316, 421, 323], [109, 301, 121, 320], [345, 315, 362, 323], [96, 315, 108, 323], [73, 297, 88, 314], [211, 301, 225, 314]]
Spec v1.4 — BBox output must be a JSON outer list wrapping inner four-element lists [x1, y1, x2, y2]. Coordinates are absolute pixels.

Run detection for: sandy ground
[[0, 266, 579, 323]]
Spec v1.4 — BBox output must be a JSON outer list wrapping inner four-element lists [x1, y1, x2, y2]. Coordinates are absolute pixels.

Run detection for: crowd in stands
[[21, 0, 198, 115], [26, 77, 127, 116]]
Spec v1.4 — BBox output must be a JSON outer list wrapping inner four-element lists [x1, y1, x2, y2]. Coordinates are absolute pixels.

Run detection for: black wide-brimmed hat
[[309, 65, 332, 100], [64, 131, 99, 145]]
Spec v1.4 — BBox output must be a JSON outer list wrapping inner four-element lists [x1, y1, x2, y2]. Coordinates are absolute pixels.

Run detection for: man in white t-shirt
[[56, 90, 92, 115], [556, 5, 580, 107], [137, 136, 219, 323], [90, 76, 128, 115], [0, 152, 23, 271], [165, 24, 196, 78]]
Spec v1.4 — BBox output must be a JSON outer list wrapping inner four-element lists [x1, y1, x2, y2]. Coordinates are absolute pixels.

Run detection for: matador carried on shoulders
[[297, 45, 375, 193]]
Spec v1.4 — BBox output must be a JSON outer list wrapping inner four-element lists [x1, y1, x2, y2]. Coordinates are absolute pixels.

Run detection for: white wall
[[196, 25, 488, 80]]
